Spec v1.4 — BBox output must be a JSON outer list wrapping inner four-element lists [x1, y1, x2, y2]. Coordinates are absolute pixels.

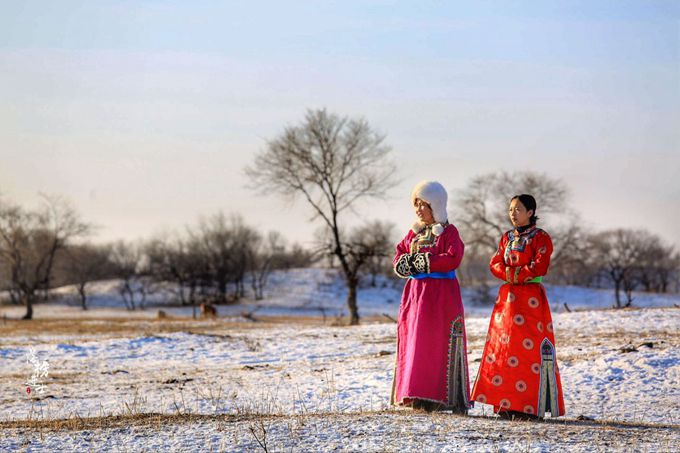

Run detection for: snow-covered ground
[[0, 269, 679, 451], [1, 309, 678, 422]]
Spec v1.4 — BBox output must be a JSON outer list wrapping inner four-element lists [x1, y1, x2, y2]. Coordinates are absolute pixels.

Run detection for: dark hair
[[511, 194, 539, 225]]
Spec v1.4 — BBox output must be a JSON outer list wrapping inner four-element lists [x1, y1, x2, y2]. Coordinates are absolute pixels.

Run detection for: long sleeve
[[489, 234, 509, 281], [514, 231, 553, 283], [429, 225, 465, 273], [393, 232, 412, 267], [392, 231, 414, 278]]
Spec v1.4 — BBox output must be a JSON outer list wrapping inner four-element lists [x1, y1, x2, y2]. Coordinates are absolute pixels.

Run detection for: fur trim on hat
[[411, 180, 449, 225]]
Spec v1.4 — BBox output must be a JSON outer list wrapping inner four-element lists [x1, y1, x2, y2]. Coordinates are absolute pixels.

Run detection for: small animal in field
[[157, 310, 168, 319], [200, 303, 217, 318]]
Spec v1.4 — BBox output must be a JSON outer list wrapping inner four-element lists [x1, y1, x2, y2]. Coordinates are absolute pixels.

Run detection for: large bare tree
[[455, 171, 569, 254], [453, 171, 571, 302], [0, 195, 90, 319], [246, 108, 396, 324]]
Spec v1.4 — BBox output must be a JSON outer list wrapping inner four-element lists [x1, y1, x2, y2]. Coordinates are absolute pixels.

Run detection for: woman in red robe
[[471, 194, 565, 419], [391, 180, 471, 413]]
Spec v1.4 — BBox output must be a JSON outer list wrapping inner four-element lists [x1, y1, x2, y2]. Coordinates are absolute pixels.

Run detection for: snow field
[[0, 307, 678, 451]]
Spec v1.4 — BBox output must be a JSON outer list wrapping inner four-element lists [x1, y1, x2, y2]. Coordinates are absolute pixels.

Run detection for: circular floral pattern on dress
[[547, 322, 554, 333], [531, 363, 541, 374], [485, 353, 496, 364], [536, 321, 544, 332], [476, 394, 487, 404], [492, 375, 503, 386], [515, 380, 527, 392], [494, 313, 503, 323], [524, 405, 535, 414], [507, 292, 516, 303], [510, 253, 519, 264], [522, 338, 534, 350], [528, 297, 540, 308], [499, 399, 511, 409], [538, 246, 547, 254], [513, 314, 525, 326], [507, 356, 519, 367], [500, 334, 510, 344]]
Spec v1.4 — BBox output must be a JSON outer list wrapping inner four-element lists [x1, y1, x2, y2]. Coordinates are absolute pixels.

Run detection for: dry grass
[[0, 314, 395, 340], [1, 410, 677, 433]]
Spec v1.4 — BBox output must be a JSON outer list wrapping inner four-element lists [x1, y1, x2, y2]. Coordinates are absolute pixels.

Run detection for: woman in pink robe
[[390, 180, 471, 413]]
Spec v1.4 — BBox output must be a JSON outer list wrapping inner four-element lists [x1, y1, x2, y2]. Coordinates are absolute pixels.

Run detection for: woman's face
[[508, 198, 533, 228], [414, 198, 435, 224]]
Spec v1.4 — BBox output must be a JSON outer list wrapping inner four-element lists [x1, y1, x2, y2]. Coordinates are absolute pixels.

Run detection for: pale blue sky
[[1, 1, 678, 246]]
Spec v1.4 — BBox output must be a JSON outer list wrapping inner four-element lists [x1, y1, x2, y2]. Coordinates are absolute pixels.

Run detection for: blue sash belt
[[409, 270, 457, 280]]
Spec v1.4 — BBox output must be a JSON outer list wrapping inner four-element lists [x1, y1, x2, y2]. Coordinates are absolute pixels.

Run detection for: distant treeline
[[0, 195, 315, 318], [64, 213, 318, 314], [0, 194, 397, 319], [2, 170, 678, 319], [455, 171, 680, 308]]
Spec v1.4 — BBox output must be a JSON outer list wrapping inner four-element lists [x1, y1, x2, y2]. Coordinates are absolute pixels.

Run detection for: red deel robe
[[472, 226, 565, 417]]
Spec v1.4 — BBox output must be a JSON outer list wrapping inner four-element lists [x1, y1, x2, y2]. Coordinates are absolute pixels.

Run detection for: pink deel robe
[[390, 223, 471, 411]]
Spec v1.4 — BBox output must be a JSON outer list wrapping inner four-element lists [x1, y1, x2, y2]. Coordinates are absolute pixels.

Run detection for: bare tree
[[358, 221, 396, 287], [144, 216, 307, 312], [110, 241, 144, 310], [146, 235, 206, 318], [636, 235, 677, 293], [63, 243, 114, 310], [549, 223, 596, 286], [246, 108, 396, 324], [455, 171, 568, 255], [276, 242, 316, 270], [673, 251, 680, 293], [192, 213, 257, 304], [0, 195, 90, 319], [454, 171, 569, 300], [590, 229, 648, 308], [248, 231, 285, 301], [317, 220, 396, 308]]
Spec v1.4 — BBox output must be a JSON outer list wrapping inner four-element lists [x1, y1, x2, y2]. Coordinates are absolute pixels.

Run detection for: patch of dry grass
[[2, 410, 677, 433], [0, 315, 395, 340]]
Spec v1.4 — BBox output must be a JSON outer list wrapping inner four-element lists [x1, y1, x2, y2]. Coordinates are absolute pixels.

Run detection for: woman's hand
[[409, 253, 431, 274], [394, 254, 412, 278], [394, 253, 431, 278]]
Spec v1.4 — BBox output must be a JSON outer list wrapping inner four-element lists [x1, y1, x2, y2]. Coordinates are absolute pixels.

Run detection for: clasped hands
[[394, 252, 431, 278]]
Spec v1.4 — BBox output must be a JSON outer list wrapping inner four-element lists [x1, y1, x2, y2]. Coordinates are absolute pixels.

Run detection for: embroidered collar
[[506, 225, 541, 255], [513, 224, 537, 236]]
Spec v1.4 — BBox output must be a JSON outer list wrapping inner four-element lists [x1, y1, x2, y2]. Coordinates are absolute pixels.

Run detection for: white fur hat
[[411, 180, 448, 234]]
